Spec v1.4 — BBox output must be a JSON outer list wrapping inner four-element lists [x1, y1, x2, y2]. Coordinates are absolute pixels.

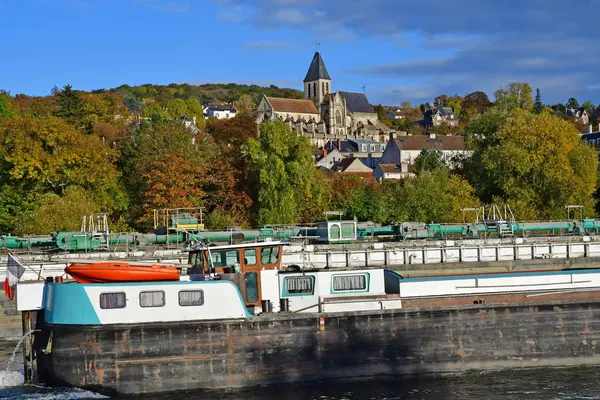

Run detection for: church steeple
[[304, 52, 331, 106]]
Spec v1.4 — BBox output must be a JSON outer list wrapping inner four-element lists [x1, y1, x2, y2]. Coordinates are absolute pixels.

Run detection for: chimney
[[589, 124, 593, 133], [337, 138, 342, 150], [323, 148, 328, 157]]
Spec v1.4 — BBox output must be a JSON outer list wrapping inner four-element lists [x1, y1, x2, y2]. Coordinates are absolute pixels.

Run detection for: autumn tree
[[244, 120, 326, 225], [236, 94, 256, 113], [122, 121, 211, 228], [463, 91, 492, 114], [0, 116, 122, 200], [494, 82, 534, 111], [462, 110, 597, 219]]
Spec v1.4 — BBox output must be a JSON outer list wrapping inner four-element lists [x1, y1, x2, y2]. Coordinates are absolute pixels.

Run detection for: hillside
[[94, 83, 303, 108]]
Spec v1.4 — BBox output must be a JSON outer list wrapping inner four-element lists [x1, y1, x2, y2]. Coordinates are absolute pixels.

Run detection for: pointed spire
[[303, 52, 331, 82]]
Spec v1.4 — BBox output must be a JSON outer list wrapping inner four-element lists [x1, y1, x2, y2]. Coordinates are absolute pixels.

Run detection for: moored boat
[[14, 240, 600, 395], [65, 262, 180, 284]]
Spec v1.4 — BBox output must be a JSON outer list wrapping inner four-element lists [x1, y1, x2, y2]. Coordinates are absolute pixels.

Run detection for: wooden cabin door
[[241, 248, 261, 309]]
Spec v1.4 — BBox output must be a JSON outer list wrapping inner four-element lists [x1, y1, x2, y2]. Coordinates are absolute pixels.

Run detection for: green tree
[[462, 110, 597, 219], [124, 94, 144, 114], [582, 100, 595, 112], [445, 96, 463, 117], [54, 84, 85, 128], [0, 91, 15, 119], [166, 98, 188, 118], [384, 169, 478, 223], [413, 148, 445, 174], [185, 98, 203, 118], [142, 103, 168, 122], [567, 97, 580, 110], [494, 82, 534, 111], [244, 120, 325, 225], [373, 105, 392, 127], [534, 88, 543, 114], [17, 187, 101, 234]]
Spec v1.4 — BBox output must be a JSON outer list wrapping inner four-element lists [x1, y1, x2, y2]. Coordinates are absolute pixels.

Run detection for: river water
[[1, 340, 600, 399]]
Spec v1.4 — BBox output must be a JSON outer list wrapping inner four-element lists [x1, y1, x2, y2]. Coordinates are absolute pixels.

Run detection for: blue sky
[[1, 0, 599, 105]]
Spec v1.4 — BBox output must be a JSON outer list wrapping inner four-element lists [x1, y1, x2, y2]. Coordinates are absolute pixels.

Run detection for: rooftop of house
[[339, 91, 375, 114], [304, 52, 331, 82], [205, 103, 237, 112], [393, 134, 466, 151], [266, 97, 319, 114], [428, 107, 456, 119], [377, 163, 416, 174]]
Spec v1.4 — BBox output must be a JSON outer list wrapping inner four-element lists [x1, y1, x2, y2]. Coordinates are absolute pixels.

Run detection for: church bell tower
[[303, 52, 331, 108]]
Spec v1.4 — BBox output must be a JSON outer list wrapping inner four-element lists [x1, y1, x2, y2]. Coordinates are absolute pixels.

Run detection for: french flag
[[4, 254, 25, 300]]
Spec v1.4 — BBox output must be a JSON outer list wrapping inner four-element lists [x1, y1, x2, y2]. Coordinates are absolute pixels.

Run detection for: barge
[[14, 241, 600, 395]]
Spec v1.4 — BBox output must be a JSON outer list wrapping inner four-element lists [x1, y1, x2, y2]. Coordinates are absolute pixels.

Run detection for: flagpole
[[7, 250, 43, 281]]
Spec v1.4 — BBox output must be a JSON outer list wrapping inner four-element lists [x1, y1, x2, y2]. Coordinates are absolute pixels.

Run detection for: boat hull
[[37, 299, 600, 395], [65, 263, 180, 283]]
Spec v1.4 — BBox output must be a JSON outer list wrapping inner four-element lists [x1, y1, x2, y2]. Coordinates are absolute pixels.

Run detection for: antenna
[[362, 85, 366, 93]]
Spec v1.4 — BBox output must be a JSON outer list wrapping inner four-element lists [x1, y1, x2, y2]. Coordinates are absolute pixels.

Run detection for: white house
[[316, 149, 345, 170], [380, 133, 468, 166], [204, 103, 237, 119], [373, 163, 415, 180]]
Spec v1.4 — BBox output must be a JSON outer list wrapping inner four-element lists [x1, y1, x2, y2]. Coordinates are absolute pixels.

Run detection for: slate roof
[[393, 135, 465, 151], [334, 157, 373, 173], [434, 107, 456, 118], [339, 92, 375, 113], [266, 97, 319, 114], [304, 52, 331, 82]]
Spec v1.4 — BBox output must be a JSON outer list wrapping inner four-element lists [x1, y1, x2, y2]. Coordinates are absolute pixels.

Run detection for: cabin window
[[139, 291, 165, 308], [261, 246, 280, 265], [245, 272, 259, 303], [210, 250, 239, 267], [244, 249, 257, 266], [332, 274, 368, 292], [284, 276, 315, 296], [178, 290, 204, 306], [99, 292, 126, 309]]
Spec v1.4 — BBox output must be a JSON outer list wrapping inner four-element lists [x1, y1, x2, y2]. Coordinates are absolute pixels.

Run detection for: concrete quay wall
[[43, 299, 600, 394]]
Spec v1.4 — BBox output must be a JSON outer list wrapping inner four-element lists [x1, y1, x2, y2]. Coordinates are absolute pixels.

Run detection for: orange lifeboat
[[65, 262, 180, 284]]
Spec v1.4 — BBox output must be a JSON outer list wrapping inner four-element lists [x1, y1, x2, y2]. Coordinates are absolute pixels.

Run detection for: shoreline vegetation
[[0, 82, 597, 236]]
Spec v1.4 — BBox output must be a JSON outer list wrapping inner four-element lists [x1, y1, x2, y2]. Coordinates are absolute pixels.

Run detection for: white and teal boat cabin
[[16, 266, 405, 326]]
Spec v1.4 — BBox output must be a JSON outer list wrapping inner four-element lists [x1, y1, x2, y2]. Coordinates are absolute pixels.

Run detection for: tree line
[[0, 81, 597, 235]]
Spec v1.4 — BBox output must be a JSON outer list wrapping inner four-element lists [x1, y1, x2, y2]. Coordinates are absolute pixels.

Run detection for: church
[[256, 52, 393, 147]]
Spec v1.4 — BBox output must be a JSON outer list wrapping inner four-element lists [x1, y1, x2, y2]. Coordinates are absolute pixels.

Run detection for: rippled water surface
[[1, 340, 600, 399]]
